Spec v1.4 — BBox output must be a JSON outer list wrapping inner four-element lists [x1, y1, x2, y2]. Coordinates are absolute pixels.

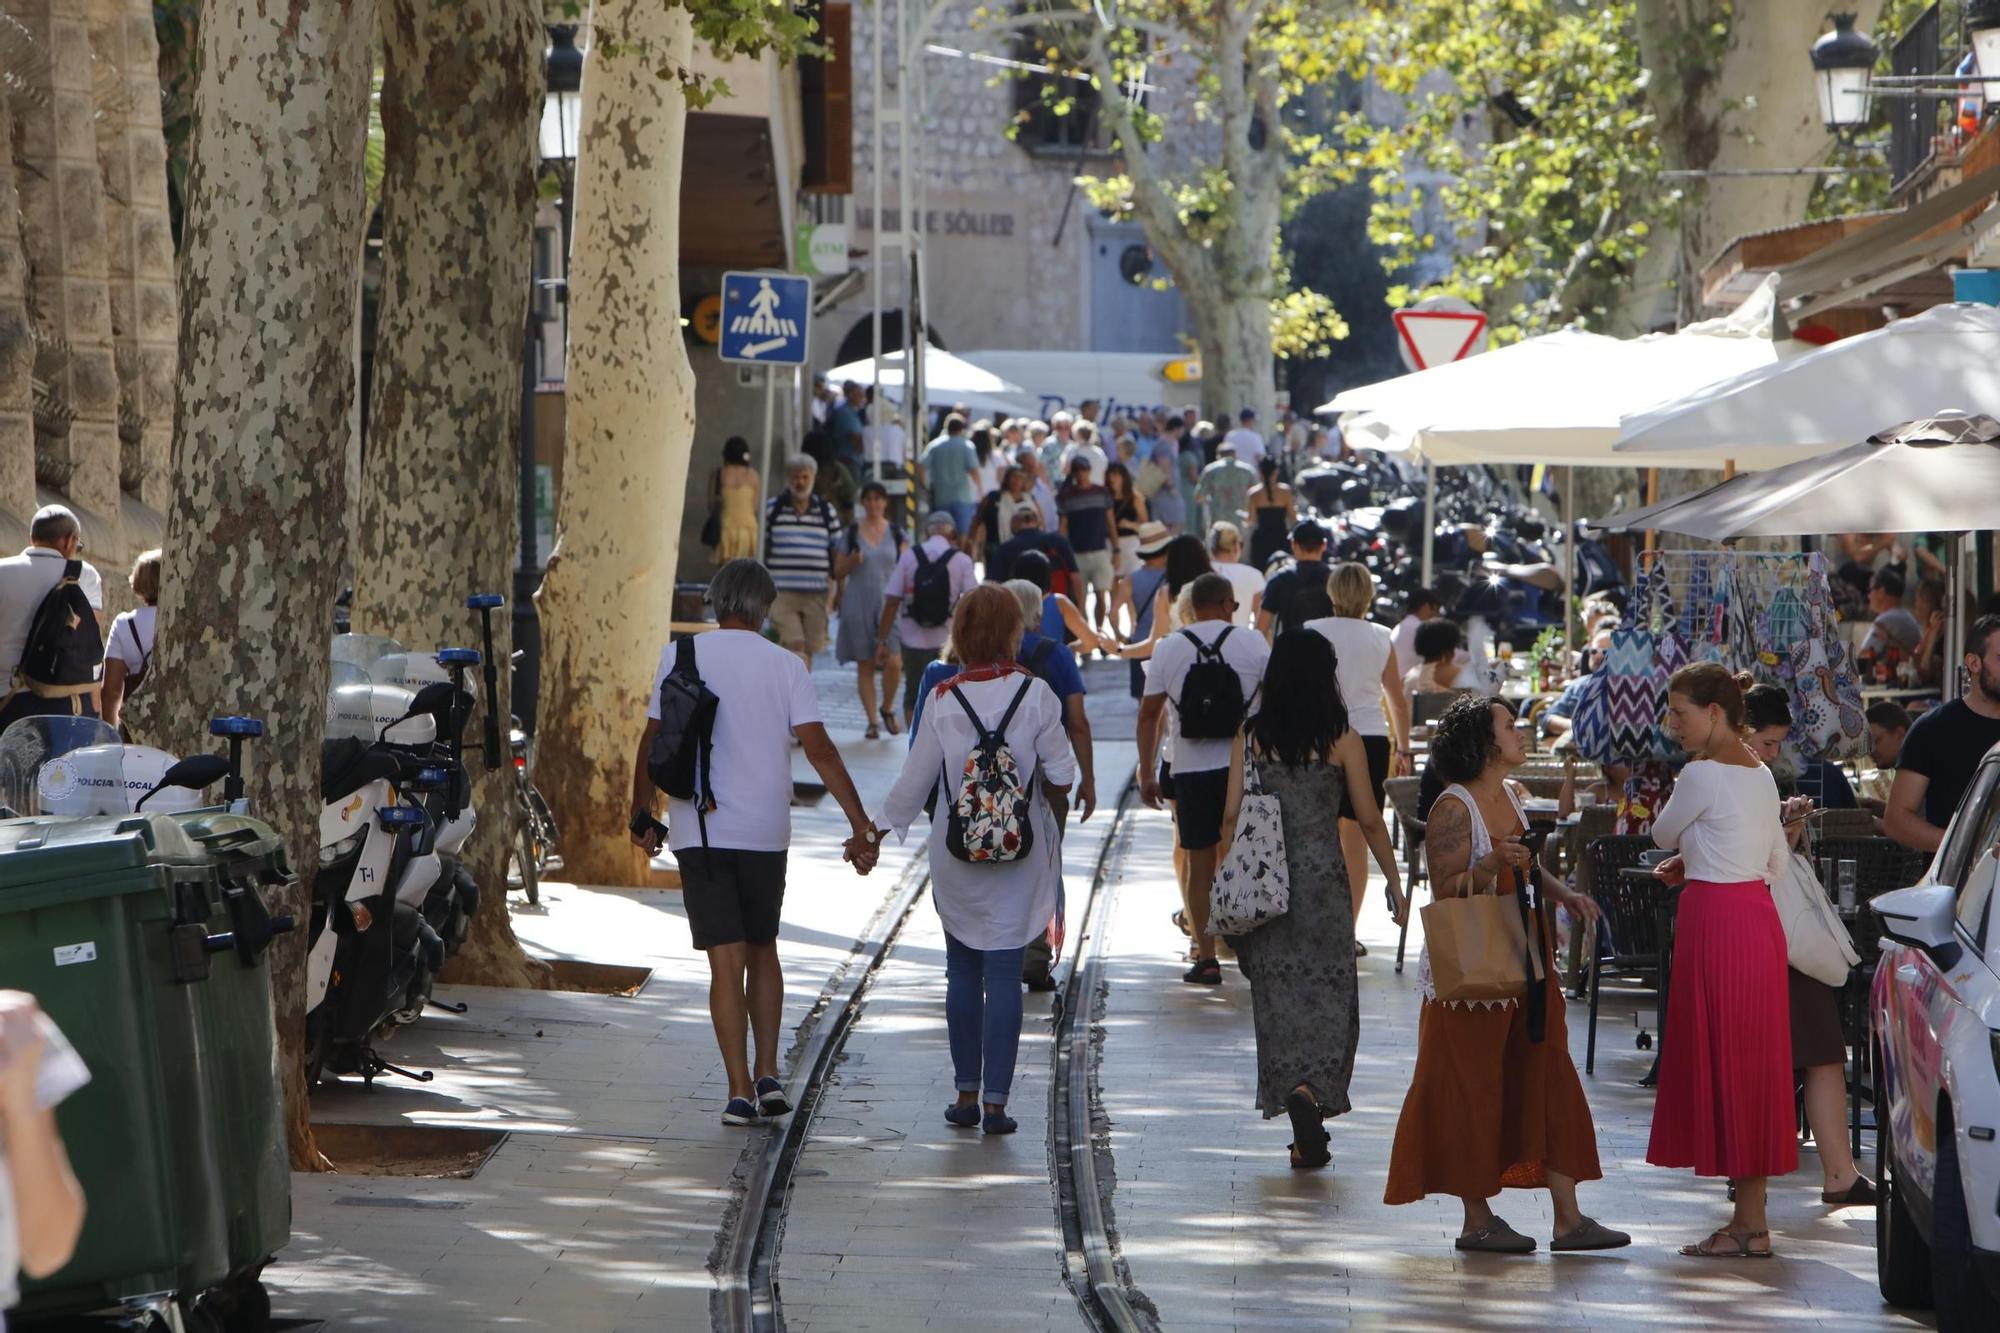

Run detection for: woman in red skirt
[[1648, 665, 1797, 1258]]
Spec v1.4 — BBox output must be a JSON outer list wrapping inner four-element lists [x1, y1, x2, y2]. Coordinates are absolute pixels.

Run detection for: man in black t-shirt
[[1886, 614, 2000, 851], [1254, 519, 1330, 640]]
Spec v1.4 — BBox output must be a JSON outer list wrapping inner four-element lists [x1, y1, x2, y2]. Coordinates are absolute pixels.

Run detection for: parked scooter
[[309, 600, 496, 1086]]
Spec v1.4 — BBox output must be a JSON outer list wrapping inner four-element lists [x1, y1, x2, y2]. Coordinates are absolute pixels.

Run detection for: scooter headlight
[[320, 830, 365, 865]]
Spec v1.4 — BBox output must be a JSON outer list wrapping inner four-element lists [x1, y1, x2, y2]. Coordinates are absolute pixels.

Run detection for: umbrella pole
[[1422, 461, 1436, 589], [1642, 469, 1660, 559], [1564, 466, 1576, 667]]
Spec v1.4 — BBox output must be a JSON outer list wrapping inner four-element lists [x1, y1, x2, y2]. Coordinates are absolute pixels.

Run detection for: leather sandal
[[1551, 1217, 1632, 1251], [1285, 1088, 1330, 1170], [1454, 1217, 1535, 1253], [1822, 1176, 1877, 1208], [1679, 1229, 1773, 1259]]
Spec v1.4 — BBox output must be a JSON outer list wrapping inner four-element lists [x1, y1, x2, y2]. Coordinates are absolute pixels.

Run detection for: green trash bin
[[0, 809, 293, 1328]]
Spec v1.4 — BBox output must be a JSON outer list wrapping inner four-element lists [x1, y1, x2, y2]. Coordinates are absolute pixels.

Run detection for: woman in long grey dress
[[833, 481, 906, 738], [1220, 629, 1404, 1169]]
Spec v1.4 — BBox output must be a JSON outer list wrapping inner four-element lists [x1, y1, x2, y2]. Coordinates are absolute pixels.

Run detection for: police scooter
[[306, 670, 465, 1084]]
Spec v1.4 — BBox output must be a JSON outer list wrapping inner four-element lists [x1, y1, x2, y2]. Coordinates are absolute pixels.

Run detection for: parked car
[[1870, 744, 2000, 1329]]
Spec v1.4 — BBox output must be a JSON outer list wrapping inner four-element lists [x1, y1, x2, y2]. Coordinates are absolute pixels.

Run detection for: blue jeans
[[943, 931, 1027, 1105]]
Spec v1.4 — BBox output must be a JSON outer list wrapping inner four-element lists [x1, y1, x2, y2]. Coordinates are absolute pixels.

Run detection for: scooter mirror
[[136, 753, 231, 810], [406, 681, 459, 717]]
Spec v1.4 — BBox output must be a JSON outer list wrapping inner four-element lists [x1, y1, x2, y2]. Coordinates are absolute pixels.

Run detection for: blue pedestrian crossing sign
[[718, 270, 811, 365]]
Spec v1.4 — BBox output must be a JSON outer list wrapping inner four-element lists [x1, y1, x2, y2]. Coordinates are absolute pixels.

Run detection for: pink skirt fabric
[[1646, 880, 1799, 1179]]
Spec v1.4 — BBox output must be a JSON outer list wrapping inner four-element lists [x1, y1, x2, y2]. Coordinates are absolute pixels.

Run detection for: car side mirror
[[1870, 882, 1959, 958], [137, 753, 232, 810]]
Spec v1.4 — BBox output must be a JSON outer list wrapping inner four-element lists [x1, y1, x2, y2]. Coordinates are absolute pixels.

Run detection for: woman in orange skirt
[[1647, 666, 1797, 1259], [1384, 696, 1630, 1254]]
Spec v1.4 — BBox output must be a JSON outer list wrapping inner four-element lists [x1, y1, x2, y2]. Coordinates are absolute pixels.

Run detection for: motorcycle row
[[1289, 453, 1628, 640], [0, 593, 559, 1094]]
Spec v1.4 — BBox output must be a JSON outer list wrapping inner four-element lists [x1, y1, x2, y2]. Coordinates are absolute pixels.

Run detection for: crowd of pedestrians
[[629, 407, 2000, 1273]]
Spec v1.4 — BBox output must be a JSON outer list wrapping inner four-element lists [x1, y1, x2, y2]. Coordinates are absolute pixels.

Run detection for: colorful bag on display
[[1787, 562, 1866, 758], [1565, 671, 1617, 765], [1604, 565, 1668, 758], [1762, 584, 1811, 674]]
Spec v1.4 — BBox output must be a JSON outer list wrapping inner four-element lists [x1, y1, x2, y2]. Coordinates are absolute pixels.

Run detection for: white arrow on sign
[[738, 336, 789, 359], [1392, 296, 1488, 371]]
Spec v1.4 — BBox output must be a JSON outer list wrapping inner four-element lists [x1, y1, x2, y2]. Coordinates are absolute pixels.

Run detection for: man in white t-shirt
[[1138, 573, 1269, 985], [1205, 520, 1265, 628], [0, 992, 87, 1326], [631, 558, 878, 1128], [1059, 420, 1110, 488], [0, 506, 105, 731], [1222, 408, 1267, 469]]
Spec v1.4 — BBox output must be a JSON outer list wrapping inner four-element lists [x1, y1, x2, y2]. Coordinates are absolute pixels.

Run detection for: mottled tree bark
[[355, 0, 548, 989], [151, 0, 376, 1169], [534, 0, 698, 887], [1635, 0, 1884, 323]]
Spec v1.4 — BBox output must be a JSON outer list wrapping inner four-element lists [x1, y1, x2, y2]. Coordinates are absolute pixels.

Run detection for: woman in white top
[[1303, 562, 1413, 949], [1646, 665, 1797, 1260], [101, 548, 160, 731], [871, 586, 1075, 1136]]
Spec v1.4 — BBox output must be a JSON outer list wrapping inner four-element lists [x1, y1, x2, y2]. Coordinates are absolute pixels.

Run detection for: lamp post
[[1810, 13, 1879, 134], [517, 23, 583, 734]]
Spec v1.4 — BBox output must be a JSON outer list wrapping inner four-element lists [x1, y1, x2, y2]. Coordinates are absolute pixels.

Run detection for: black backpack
[[646, 636, 719, 843], [1175, 627, 1247, 740], [19, 561, 103, 690], [908, 543, 954, 628]]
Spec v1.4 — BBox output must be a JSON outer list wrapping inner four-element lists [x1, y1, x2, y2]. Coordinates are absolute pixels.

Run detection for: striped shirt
[[764, 494, 839, 592]]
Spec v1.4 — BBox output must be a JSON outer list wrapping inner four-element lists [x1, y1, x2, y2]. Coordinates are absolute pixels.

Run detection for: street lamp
[[1810, 13, 1878, 134], [516, 23, 584, 734], [1971, 0, 2000, 109]]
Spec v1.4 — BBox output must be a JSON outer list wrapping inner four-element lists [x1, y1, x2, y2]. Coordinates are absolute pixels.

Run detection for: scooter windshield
[[0, 717, 119, 816], [368, 650, 479, 708], [331, 633, 408, 674]]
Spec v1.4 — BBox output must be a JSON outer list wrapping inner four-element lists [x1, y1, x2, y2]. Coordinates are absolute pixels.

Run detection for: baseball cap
[[1290, 519, 1329, 547]]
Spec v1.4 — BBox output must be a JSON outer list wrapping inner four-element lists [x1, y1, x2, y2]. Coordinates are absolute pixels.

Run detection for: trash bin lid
[[0, 813, 210, 898]]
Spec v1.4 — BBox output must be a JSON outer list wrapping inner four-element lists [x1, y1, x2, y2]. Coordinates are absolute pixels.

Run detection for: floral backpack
[[943, 679, 1038, 863]]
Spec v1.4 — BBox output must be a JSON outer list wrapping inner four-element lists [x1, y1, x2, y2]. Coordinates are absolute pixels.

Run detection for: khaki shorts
[[768, 589, 830, 657], [1074, 548, 1116, 601]]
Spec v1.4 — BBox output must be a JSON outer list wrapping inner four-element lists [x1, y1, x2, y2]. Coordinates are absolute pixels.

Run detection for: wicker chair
[[1383, 776, 1427, 973], [1584, 834, 1666, 1076], [1512, 774, 1565, 801]]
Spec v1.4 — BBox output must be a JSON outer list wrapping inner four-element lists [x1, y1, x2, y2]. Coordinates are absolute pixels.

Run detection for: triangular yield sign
[[1392, 309, 1489, 370]]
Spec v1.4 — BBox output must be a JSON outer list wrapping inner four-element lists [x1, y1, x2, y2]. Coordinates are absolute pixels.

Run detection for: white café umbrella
[[1321, 279, 1808, 470], [1616, 303, 2000, 460], [824, 347, 1030, 421]]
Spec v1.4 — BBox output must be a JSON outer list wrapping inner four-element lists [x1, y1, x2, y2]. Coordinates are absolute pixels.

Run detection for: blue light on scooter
[[209, 716, 265, 737], [436, 648, 481, 667], [409, 768, 451, 789], [465, 593, 505, 609], [378, 805, 428, 828]]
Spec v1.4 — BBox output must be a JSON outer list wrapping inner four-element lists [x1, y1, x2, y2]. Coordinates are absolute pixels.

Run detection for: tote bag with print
[[1210, 754, 1290, 937]]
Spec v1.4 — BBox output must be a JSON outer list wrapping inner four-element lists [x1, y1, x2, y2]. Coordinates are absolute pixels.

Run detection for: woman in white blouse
[[870, 585, 1075, 1136], [1303, 562, 1412, 950], [1646, 665, 1797, 1260]]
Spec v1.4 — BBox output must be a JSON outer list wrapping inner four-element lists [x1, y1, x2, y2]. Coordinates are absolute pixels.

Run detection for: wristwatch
[[860, 826, 883, 847]]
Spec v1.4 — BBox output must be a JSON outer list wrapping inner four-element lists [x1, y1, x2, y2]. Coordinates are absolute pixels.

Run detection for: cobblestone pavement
[[1094, 801, 1935, 1332]]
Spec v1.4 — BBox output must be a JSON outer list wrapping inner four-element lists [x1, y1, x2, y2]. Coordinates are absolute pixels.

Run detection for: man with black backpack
[[630, 559, 878, 1128], [1137, 573, 1269, 985], [874, 511, 975, 730], [0, 506, 105, 730]]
